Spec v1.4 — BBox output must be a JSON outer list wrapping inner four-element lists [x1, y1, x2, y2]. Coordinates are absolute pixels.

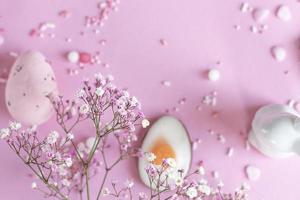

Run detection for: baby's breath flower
[[65, 157, 73, 168], [61, 179, 71, 187], [9, 121, 21, 131], [31, 182, 37, 189], [186, 186, 198, 199], [102, 187, 110, 196], [165, 158, 177, 168], [47, 131, 59, 144], [75, 89, 85, 98], [95, 87, 105, 97], [144, 152, 156, 162], [198, 184, 211, 196], [142, 119, 150, 128], [0, 128, 10, 139], [66, 133, 74, 140], [197, 166, 205, 175], [124, 179, 134, 188], [175, 176, 184, 186], [79, 104, 90, 115]]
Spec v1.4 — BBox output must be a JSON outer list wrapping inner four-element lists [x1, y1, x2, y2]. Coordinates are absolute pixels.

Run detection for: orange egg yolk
[[149, 138, 176, 165]]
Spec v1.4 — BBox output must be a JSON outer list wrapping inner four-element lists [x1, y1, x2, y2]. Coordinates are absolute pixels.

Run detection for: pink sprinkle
[[226, 147, 234, 157], [217, 134, 226, 143], [79, 52, 92, 64], [103, 63, 110, 68], [196, 105, 202, 111], [99, 39, 107, 46], [58, 10, 72, 18], [29, 29, 38, 37], [159, 39, 168, 46], [179, 98, 186, 105], [161, 80, 171, 87], [173, 107, 180, 112]]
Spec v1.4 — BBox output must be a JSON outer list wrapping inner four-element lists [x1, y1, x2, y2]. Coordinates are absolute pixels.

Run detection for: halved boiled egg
[[138, 116, 192, 188]]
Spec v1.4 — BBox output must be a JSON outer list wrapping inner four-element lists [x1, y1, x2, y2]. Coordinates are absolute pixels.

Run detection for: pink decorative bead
[[79, 52, 91, 63]]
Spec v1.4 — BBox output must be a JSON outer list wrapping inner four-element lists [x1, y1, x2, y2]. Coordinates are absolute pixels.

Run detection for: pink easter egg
[[5, 51, 58, 126]]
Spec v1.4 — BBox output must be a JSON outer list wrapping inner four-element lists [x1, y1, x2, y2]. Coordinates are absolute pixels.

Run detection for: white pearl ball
[[208, 69, 220, 81], [271, 46, 286, 62], [67, 51, 79, 63]]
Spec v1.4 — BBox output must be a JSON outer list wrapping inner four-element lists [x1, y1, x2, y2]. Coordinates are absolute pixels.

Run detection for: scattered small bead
[[245, 165, 261, 181], [252, 8, 270, 23], [67, 51, 80, 63], [212, 171, 219, 179], [250, 25, 258, 34], [196, 105, 202, 111], [99, 39, 107, 46], [217, 134, 226, 143], [178, 98, 186, 105], [207, 68, 220, 81], [161, 80, 171, 87], [234, 25, 241, 30], [276, 5, 292, 21], [58, 10, 72, 18], [65, 37, 72, 43], [240, 2, 250, 13], [159, 39, 168, 46], [79, 52, 92, 64], [226, 147, 234, 157], [173, 107, 180, 112], [202, 92, 217, 106], [39, 22, 56, 32], [271, 46, 286, 62]]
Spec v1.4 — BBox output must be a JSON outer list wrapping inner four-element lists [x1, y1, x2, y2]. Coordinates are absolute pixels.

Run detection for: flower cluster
[[0, 73, 248, 200], [1, 73, 145, 200], [0, 123, 75, 199], [142, 152, 249, 200]]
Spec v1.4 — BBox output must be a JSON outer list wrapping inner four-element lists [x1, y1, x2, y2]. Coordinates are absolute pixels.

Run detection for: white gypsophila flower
[[166, 158, 177, 168], [175, 176, 184, 186], [31, 182, 37, 189], [58, 166, 68, 176], [124, 179, 134, 188], [79, 104, 90, 115], [198, 166, 205, 175], [65, 157, 73, 168], [131, 96, 138, 106], [47, 131, 59, 144], [142, 119, 150, 128], [198, 184, 211, 196], [0, 128, 10, 139], [94, 73, 103, 80], [9, 121, 21, 131], [186, 187, 198, 199], [102, 187, 110, 196], [66, 133, 74, 140], [61, 179, 71, 187], [95, 87, 105, 97], [75, 89, 85, 98], [145, 152, 156, 162]]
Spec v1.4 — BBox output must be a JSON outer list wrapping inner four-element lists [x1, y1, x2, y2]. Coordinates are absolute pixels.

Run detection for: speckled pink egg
[[5, 51, 58, 126]]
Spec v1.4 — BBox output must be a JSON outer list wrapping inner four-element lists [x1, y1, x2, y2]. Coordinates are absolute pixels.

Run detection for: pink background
[[1, 0, 300, 199]]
